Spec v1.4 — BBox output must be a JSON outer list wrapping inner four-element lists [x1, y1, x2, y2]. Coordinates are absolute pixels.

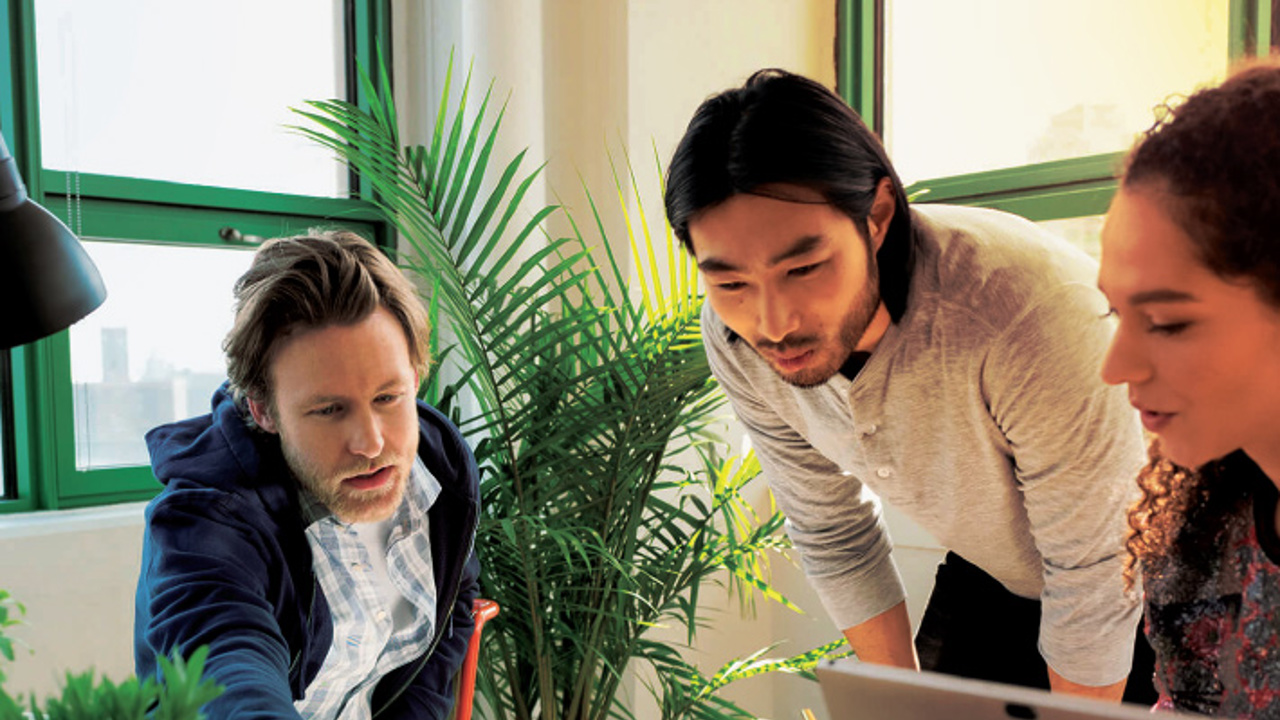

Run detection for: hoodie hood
[[145, 382, 272, 491]]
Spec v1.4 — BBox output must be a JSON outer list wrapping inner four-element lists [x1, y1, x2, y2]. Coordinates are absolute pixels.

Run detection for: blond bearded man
[[134, 232, 479, 719]]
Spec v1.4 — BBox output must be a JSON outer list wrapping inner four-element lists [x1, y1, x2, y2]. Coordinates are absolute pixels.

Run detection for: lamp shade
[[0, 134, 106, 349]]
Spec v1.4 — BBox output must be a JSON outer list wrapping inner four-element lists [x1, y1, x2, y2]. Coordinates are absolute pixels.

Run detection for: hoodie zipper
[[288, 572, 318, 691]]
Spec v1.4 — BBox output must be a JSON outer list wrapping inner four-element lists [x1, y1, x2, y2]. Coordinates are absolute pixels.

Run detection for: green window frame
[[1, 0, 394, 512], [836, 0, 1275, 222]]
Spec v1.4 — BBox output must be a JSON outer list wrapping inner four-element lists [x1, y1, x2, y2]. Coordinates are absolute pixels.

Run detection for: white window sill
[[0, 501, 148, 541]]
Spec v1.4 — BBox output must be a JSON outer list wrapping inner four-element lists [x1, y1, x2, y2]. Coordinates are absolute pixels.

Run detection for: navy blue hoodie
[[134, 384, 479, 719]]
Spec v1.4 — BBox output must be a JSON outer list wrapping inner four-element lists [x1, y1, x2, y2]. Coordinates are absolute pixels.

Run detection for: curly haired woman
[[1098, 59, 1280, 717]]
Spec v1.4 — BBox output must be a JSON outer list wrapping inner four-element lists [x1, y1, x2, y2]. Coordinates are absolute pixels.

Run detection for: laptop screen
[[817, 660, 1162, 720]]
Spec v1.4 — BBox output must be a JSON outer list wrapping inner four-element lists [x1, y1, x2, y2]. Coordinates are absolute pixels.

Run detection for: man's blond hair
[[223, 230, 430, 407]]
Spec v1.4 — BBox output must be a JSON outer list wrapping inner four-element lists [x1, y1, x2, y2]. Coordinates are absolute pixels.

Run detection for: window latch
[[218, 227, 265, 245]]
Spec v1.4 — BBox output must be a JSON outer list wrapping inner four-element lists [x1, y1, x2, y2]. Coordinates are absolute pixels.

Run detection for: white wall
[[0, 504, 145, 701]]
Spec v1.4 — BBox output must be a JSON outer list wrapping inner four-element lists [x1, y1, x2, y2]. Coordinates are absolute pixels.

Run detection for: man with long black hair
[[664, 69, 1154, 703]]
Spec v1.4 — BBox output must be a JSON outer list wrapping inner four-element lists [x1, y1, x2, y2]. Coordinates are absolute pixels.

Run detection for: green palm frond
[[642, 638, 850, 720], [298, 51, 839, 720]]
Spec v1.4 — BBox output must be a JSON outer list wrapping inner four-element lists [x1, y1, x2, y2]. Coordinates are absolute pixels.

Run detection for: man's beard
[[754, 265, 882, 388], [282, 439, 410, 524]]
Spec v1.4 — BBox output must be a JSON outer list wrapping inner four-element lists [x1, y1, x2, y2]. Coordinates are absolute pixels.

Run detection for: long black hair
[[664, 69, 915, 321]]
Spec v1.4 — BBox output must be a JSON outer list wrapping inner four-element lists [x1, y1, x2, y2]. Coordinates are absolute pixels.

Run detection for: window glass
[[1040, 214, 1105, 261], [35, 0, 347, 197], [69, 241, 254, 470], [884, 0, 1230, 185]]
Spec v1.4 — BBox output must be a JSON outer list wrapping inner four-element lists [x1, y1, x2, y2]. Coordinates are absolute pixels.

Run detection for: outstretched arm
[[1050, 667, 1126, 701], [138, 494, 308, 719], [842, 601, 919, 669]]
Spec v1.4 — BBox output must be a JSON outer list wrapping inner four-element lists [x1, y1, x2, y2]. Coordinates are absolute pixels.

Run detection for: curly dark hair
[[1120, 58, 1280, 589], [1123, 441, 1249, 591]]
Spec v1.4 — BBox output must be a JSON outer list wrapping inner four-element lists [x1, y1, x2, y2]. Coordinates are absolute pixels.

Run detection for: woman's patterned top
[[1143, 451, 1280, 717]]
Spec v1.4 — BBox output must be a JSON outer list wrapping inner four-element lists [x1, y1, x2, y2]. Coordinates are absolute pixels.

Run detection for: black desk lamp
[[0, 134, 106, 349]]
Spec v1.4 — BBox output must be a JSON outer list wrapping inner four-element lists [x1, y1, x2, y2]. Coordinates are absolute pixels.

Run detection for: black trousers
[[913, 552, 1157, 705]]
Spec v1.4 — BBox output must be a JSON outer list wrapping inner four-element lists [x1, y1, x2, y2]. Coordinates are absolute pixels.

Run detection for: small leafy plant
[[0, 590, 222, 720], [0, 591, 27, 688]]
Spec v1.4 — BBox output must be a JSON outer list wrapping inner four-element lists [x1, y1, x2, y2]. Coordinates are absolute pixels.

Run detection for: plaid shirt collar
[[294, 456, 442, 719]]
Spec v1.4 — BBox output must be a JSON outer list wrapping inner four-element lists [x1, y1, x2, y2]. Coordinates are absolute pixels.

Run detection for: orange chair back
[[454, 598, 500, 720]]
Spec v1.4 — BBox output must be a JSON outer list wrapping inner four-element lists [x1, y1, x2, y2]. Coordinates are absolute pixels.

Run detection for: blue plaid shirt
[[294, 457, 441, 719]]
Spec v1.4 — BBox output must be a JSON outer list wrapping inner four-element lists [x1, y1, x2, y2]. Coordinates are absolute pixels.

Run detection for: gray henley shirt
[[703, 203, 1146, 686]]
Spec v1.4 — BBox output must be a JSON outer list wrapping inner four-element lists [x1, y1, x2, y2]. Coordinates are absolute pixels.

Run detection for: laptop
[[817, 660, 1165, 720]]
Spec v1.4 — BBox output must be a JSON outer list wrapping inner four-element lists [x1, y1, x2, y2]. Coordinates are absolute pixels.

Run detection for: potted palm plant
[[295, 54, 847, 720]]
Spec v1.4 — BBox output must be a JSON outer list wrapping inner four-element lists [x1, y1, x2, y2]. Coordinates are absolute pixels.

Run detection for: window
[[69, 241, 255, 471], [36, 0, 347, 196], [883, 0, 1230, 185], [1, 0, 393, 512], [837, 0, 1274, 258]]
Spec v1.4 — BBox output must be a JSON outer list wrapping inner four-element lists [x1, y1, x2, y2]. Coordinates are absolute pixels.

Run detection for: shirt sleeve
[[702, 306, 906, 631], [983, 281, 1146, 687]]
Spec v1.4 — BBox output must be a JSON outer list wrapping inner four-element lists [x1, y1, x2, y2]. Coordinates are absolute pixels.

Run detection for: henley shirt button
[[863, 423, 878, 435], [876, 467, 893, 478], [376, 610, 388, 622]]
